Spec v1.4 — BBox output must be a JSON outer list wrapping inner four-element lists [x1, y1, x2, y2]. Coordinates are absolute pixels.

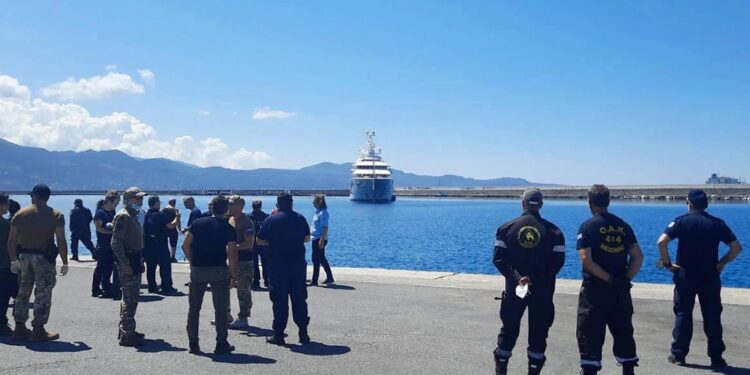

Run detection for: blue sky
[[1, 1, 748, 185]]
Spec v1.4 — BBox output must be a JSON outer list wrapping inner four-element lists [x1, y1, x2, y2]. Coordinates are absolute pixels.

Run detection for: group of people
[[492, 185, 742, 375], [0, 185, 335, 355]]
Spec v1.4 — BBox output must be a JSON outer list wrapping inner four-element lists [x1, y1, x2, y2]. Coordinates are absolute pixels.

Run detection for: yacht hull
[[350, 178, 394, 202]]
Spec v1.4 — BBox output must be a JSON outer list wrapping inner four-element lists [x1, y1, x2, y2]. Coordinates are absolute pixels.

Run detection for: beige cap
[[123, 187, 147, 200]]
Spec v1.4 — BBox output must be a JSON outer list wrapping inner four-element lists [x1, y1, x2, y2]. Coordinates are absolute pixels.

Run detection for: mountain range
[[0, 139, 542, 190]]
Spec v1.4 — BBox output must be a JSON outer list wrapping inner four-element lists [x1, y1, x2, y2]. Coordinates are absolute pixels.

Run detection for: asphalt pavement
[[1, 262, 749, 375]]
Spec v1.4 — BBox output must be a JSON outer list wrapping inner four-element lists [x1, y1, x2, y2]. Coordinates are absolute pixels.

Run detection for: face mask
[[130, 203, 142, 210]]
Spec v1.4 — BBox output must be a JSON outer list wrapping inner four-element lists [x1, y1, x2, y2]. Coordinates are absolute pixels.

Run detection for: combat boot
[[528, 357, 545, 375], [494, 356, 509, 375], [266, 334, 286, 346], [621, 362, 637, 375], [299, 327, 311, 344], [119, 334, 145, 347], [29, 326, 60, 342], [13, 323, 31, 340], [580, 366, 598, 375]]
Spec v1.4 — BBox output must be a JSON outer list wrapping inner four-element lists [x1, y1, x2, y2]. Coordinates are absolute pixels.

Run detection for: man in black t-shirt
[[143, 196, 180, 294], [182, 195, 238, 355], [93, 191, 121, 299], [576, 185, 643, 375], [257, 193, 311, 345], [0, 194, 16, 336], [249, 200, 270, 289], [492, 189, 565, 375], [657, 189, 742, 369], [162, 199, 181, 263]]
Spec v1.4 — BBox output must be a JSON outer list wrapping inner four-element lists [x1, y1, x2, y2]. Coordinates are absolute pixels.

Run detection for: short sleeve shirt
[[189, 217, 237, 267], [11, 204, 65, 250], [495, 212, 565, 278], [94, 208, 115, 249], [257, 210, 310, 266], [577, 212, 637, 280], [187, 207, 204, 227], [230, 213, 255, 262], [143, 209, 169, 250], [311, 208, 329, 240], [162, 206, 179, 231], [664, 211, 736, 279]]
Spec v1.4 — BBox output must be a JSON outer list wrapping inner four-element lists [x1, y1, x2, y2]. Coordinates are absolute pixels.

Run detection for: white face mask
[[130, 203, 142, 210]]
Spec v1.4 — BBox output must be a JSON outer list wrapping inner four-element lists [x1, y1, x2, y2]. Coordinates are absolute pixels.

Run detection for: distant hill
[[0, 139, 544, 190]]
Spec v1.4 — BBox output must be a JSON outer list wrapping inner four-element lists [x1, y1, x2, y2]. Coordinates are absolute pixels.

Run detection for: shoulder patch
[[577, 233, 583, 240], [668, 222, 675, 228]]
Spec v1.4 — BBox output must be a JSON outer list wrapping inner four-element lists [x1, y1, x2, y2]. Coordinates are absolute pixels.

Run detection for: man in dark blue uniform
[[93, 191, 121, 299], [69, 199, 95, 261], [493, 189, 565, 375], [576, 185, 643, 375], [657, 189, 742, 369], [143, 196, 180, 294], [256, 193, 311, 345]]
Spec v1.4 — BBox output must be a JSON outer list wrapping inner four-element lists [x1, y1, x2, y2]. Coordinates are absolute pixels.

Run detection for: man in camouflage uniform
[[112, 187, 147, 347], [8, 184, 69, 341], [228, 195, 255, 329]]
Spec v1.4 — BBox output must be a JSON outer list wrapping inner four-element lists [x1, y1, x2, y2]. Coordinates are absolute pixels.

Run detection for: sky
[[1, 1, 749, 185]]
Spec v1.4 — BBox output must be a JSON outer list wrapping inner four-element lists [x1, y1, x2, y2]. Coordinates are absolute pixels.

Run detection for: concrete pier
[[1, 261, 749, 374]]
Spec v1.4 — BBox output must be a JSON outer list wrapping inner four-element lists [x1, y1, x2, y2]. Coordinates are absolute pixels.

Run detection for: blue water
[[14, 195, 750, 288]]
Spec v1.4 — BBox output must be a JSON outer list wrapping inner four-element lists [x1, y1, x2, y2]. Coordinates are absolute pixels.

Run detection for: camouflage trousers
[[117, 266, 141, 339], [232, 261, 254, 320], [14, 253, 56, 327]]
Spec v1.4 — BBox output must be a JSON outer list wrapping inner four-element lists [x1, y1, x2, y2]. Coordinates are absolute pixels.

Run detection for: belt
[[18, 248, 48, 255]]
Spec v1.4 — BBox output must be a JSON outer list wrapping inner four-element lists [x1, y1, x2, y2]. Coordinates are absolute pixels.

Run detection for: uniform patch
[[517, 226, 541, 249], [577, 233, 583, 240], [495, 240, 507, 248], [668, 222, 675, 228], [553, 245, 565, 253]]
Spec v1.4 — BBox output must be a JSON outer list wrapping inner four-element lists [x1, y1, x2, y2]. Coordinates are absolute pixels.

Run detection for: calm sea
[[13, 195, 750, 288]]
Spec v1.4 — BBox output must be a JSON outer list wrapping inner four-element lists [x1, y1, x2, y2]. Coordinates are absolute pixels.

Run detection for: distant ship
[[706, 173, 746, 184], [350, 131, 395, 203]]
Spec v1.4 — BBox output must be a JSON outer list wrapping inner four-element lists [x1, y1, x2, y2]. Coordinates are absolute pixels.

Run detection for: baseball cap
[[29, 184, 51, 200], [123, 187, 147, 200], [522, 189, 543, 206], [688, 189, 708, 208]]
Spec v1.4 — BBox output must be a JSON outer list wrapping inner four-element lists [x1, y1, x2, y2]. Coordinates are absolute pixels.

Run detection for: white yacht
[[350, 131, 395, 202]]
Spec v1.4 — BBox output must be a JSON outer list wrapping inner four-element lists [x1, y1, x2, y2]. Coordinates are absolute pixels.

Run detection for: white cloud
[[40, 71, 145, 101], [0, 75, 270, 170], [138, 69, 155, 83], [252, 106, 296, 120], [198, 110, 211, 116], [105, 64, 118, 71]]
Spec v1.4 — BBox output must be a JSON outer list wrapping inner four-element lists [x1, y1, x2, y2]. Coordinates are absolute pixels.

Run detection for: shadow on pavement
[[136, 339, 187, 353], [243, 326, 274, 338], [683, 363, 750, 375], [198, 352, 277, 364], [289, 341, 351, 356], [323, 284, 356, 291], [25, 341, 92, 353], [138, 295, 165, 303]]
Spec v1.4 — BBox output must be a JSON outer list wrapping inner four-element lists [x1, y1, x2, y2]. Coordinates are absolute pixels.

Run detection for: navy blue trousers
[[92, 246, 120, 294], [0, 270, 19, 325], [671, 272, 725, 358], [268, 264, 309, 335], [145, 248, 173, 291]]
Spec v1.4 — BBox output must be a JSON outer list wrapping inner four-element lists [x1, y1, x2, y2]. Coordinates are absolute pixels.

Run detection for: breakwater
[[395, 185, 750, 201]]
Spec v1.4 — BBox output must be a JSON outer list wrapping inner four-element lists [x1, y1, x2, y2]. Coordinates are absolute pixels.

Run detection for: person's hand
[[610, 275, 632, 289], [319, 239, 327, 250], [60, 264, 69, 276], [518, 276, 531, 286], [668, 264, 681, 274], [717, 262, 727, 274], [10, 260, 20, 274], [176, 211, 181, 218]]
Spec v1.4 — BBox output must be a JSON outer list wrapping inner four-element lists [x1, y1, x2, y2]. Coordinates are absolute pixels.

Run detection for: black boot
[[494, 356, 509, 375], [528, 357, 545, 375], [266, 334, 286, 346], [621, 362, 637, 375], [580, 365, 598, 375]]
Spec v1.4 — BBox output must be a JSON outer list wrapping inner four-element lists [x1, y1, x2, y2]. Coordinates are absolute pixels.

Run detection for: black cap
[[30, 184, 51, 200], [688, 189, 709, 208], [522, 189, 543, 206]]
